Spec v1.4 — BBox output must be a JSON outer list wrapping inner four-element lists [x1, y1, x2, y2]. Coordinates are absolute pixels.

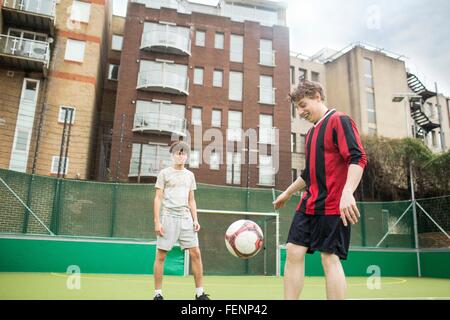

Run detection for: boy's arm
[[188, 190, 200, 232], [154, 188, 164, 236]]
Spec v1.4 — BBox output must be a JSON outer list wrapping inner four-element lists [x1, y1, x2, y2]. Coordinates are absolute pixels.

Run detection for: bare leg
[[321, 252, 347, 300], [189, 247, 204, 288], [284, 243, 308, 300], [154, 248, 168, 290]]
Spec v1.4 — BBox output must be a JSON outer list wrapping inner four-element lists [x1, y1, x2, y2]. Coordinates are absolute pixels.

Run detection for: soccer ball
[[224, 220, 264, 259]]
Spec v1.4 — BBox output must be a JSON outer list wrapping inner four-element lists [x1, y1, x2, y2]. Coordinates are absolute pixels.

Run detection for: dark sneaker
[[195, 293, 211, 300], [153, 294, 164, 300]]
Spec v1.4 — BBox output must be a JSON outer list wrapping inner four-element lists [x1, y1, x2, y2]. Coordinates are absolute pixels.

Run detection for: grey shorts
[[156, 209, 199, 251]]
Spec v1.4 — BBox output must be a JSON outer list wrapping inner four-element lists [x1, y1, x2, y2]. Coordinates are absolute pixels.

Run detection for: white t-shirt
[[155, 167, 197, 213]]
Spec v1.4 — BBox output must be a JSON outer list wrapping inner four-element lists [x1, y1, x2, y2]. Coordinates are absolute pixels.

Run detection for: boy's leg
[[188, 246, 203, 288], [321, 252, 346, 300], [284, 243, 308, 300], [154, 248, 168, 290]]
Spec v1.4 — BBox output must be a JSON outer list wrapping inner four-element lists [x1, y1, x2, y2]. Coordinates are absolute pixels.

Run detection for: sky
[[114, 0, 450, 96]]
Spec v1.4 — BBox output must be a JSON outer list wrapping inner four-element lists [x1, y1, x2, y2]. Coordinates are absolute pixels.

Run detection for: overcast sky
[[114, 0, 450, 96]]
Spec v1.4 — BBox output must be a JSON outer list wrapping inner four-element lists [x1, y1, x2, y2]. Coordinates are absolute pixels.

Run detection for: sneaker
[[153, 294, 164, 300], [195, 293, 211, 300]]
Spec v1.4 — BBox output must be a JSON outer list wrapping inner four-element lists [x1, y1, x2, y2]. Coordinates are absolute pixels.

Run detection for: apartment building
[[106, 0, 292, 190], [0, 0, 110, 179]]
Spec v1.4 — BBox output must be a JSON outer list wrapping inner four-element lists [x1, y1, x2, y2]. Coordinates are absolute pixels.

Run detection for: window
[[227, 110, 242, 141], [195, 30, 205, 46], [366, 92, 377, 124], [291, 102, 296, 118], [194, 67, 204, 85], [291, 133, 296, 153], [259, 114, 274, 144], [368, 127, 377, 136], [260, 39, 274, 66], [129, 144, 171, 176], [311, 71, 320, 82], [108, 64, 119, 80], [58, 107, 75, 124], [431, 130, 437, 147], [290, 66, 295, 85], [292, 169, 297, 183], [298, 68, 307, 81], [299, 134, 306, 153], [210, 150, 220, 170], [364, 58, 374, 88], [213, 70, 223, 87], [230, 34, 243, 63], [112, 35, 123, 51], [70, 1, 91, 23], [14, 129, 29, 152], [212, 109, 222, 127], [64, 39, 86, 62], [113, 0, 127, 17], [226, 152, 241, 184], [189, 150, 200, 168], [229, 71, 243, 101], [192, 107, 202, 125], [51, 156, 69, 174], [259, 155, 274, 186], [259, 75, 274, 105], [215, 32, 224, 49]]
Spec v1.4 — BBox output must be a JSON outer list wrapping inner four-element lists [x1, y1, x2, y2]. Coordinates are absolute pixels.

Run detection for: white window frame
[[194, 67, 204, 85], [226, 152, 241, 185], [51, 156, 69, 174], [227, 110, 242, 142], [258, 154, 275, 186], [230, 34, 243, 63], [210, 150, 220, 170], [70, 0, 91, 23], [259, 75, 275, 105], [215, 32, 224, 49], [112, 34, 123, 51], [211, 109, 222, 127], [58, 106, 76, 124], [229, 71, 243, 101], [189, 149, 200, 168], [213, 69, 223, 87], [192, 107, 202, 126], [64, 39, 86, 62], [195, 30, 205, 47]]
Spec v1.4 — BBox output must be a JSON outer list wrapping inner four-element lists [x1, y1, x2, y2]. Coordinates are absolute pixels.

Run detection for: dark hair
[[288, 80, 326, 103], [169, 141, 190, 154]]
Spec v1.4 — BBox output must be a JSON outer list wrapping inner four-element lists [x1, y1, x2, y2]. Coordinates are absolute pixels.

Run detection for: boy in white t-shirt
[[153, 141, 210, 300]]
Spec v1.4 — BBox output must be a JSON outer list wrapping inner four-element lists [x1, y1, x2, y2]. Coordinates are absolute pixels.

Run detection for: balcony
[[259, 50, 275, 67], [132, 112, 187, 137], [0, 34, 50, 72], [129, 158, 171, 178], [2, 0, 56, 35], [137, 70, 189, 95], [141, 30, 191, 56]]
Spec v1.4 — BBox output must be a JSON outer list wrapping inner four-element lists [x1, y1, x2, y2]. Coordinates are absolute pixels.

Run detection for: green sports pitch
[[1, 273, 449, 300]]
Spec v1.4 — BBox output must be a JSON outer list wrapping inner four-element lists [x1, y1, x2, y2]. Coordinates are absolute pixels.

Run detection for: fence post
[[110, 183, 118, 237], [22, 174, 34, 233], [409, 163, 421, 277], [50, 178, 62, 235]]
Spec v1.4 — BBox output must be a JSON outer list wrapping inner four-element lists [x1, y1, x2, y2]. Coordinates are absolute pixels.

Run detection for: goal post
[[183, 209, 280, 276]]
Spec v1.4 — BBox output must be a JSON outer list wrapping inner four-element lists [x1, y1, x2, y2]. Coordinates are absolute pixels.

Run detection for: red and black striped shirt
[[296, 109, 367, 216]]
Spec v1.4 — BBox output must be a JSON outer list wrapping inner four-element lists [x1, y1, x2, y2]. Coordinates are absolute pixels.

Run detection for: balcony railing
[[137, 70, 189, 95], [141, 30, 191, 56], [133, 112, 187, 136], [2, 0, 56, 17], [259, 50, 275, 67], [0, 34, 50, 66], [259, 87, 276, 105]]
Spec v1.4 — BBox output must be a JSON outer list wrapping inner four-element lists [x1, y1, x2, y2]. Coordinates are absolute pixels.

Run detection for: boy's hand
[[339, 189, 360, 226], [193, 221, 201, 232], [272, 191, 291, 210], [155, 222, 164, 236]]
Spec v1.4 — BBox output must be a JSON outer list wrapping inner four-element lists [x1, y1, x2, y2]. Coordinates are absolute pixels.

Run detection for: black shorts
[[286, 212, 351, 260]]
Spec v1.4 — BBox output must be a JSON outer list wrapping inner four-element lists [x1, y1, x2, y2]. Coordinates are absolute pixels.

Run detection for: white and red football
[[224, 220, 264, 259]]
